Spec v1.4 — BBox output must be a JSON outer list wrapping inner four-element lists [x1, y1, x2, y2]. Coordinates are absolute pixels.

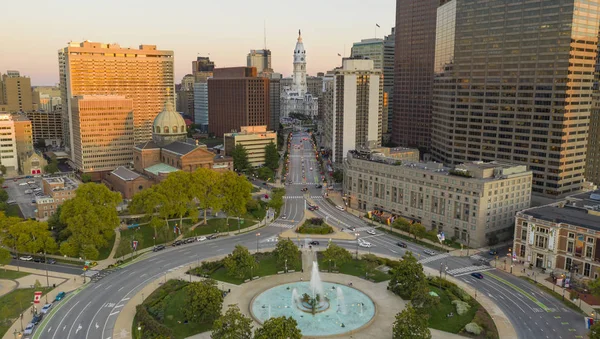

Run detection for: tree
[[589, 277, 600, 299], [81, 173, 92, 183], [232, 144, 250, 173], [182, 279, 223, 323], [332, 170, 343, 183], [115, 237, 133, 259], [0, 247, 11, 271], [223, 245, 257, 279], [190, 168, 223, 225], [392, 218, 411, 233], [273, 238, 300, 271], [44, 156, 59, 174], [322, 243, 352, 268], [211, 305, 253, 339], [0, 165, 6, 175], [389, 252, 427, 299], [410, 223, 427, 240], [5, 219, 57, 255], [59, 183, 121, 259], [257, 167, 274, 182], [392, 305, 431, 339], [220, 171, 252, 228], [410, 285, 439, 313], [48, 205, 69, 241], [156, 171, 194, 228], [590, 321, 600, 339], [254, 316, 302, 339], [264, 142, 279, 172], [361, 253, 380, 277]]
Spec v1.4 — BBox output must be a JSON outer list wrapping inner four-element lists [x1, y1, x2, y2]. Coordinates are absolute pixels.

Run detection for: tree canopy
[[59, 183, 121, 259], [224, 245, 257, 279], [392, 305, 431, 339], [44, 156, 59, 174], [191, 168, 223, 225], [182, 279, 223, 323], [322, 243, 352, 267], [211, 305, 253, 339], [232, 144, 250, 173], [254, 316, 302, 339], [221, 171, 252, 223], [273, 238, 300, 271], [264, 141, 279, 172], [388, 251, 427, 299]]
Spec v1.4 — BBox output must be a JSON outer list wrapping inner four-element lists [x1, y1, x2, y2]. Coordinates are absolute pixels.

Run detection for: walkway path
[[0, 278, 17, 298]]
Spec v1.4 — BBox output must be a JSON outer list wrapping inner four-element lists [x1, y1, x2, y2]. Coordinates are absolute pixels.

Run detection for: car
[[1, 185, 7, 189], [20, 255, 33, 261], [47, 259, 56, 264], [366, 229, 376, 235], [171, 240, 183, 246], [23, 323, 35, 335], [207, 234, 218, 240], [33, 188, 42, 192], [41, 303, 53, 314], [196, 236, 207, 242], [489, 249, 498, 255], [262, 182, 267, 186], [31, 199, 36, 203], [281, 214, 287, 219], [24, 189, 32, 194], [19, 182, 28, 186], [301, 188, 308, 192], [471, 272, 484, 279], [33, 257, 42, 263], [396, 242, 407, 248], [316, 184, 323, 188], [336, 205, 345, 211], [32, 313, 43, 324], [423, 249, 436, 256], [359, 241, 372, 248], [153, 245, 166, 252], [54, 291, 66, 302], [264, 194, 269, 199], [27, 180, 35, 184], [309, 167, 313, 171], [184, 238, 195, 244], [309, 241, 320, 245], [308, 206, 315, 211]]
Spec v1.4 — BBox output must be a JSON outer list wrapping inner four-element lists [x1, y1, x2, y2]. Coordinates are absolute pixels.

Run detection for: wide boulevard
[[35, 131, 586, 339]]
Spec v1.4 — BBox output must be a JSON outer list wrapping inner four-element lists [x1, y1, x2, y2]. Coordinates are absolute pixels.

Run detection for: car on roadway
[[152, 245, 165, 252], [32, 313, 43, 324], [20, 255, 33, 261], [207, 234, 219, 240], [396, 242, 407, 248], [316, 184, 323, 188], [281, 214, 287, 219], [54, 292, 66, 302], [335, 205, 345, 211], [23, 323, 35, 336], [184, 238, 195, 244], [1, 185, 7, 189], [309, 241, 320, 245], [196, 236, 207, 242], [359, 241, 372, 248], [47, 259, 56, 264], [41, 303, 53, 314], [309, 167, 313, 171], [366, 229, 376, 235], [423, 249, 436, 256], [471, 272, 484, 279]]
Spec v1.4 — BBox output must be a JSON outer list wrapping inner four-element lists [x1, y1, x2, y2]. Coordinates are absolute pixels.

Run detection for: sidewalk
[[1, 266, 83, 339]]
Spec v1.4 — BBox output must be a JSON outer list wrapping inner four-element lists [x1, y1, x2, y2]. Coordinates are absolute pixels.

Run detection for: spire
[[298, 29, 302, 42]]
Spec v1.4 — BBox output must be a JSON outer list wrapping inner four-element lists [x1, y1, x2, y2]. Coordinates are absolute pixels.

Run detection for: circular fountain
[[250, 261, 376, 337]]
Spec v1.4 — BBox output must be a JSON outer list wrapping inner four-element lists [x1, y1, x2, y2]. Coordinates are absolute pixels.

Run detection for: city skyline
[[1, 0, 394, 86]]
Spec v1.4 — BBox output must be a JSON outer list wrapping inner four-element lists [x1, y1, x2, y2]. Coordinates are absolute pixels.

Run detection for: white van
[[336, 205, 345, 211]]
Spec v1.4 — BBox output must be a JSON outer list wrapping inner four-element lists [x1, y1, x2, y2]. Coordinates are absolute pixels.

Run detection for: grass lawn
[[202, 251, 302, 285], [0, 269, 29, 280], [184, 218, 258, 237], [4, 204, 22, 218], [97, 232, 116, 260], [0, 287, 52, 335], [163, 285, 213, 338], [316, 254, 391, 283], [427, 286, 478, 333], [121, 225, 163, 251]]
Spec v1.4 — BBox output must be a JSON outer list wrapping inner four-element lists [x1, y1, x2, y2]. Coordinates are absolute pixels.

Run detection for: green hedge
[[136, 305, 174, 339], [297, 222, 333, 234]]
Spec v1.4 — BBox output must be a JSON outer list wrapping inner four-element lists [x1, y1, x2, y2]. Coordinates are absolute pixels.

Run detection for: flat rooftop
[[522, 205, 600, 231]]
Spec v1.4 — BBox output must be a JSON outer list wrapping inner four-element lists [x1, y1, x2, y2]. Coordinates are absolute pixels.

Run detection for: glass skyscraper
[[431, 0, 600, 197]]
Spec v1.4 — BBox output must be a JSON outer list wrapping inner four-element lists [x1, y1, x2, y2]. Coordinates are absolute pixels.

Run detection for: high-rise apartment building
[[208, 67, 270, 137], [193, 82, 209, 131], [0, 114, 19, 173], [383, 28, 395, 135], [177, 74, 195, 116], [266, 73, 281, 130], [58, 41, 174, 159], [327, 58, 383, 164], [33, 86, 61, 112], [1, 71, 33, 112], [392, 0, 438, 149], [431, 0, 600, 198], [192, 56, 215, 83], [247, 49, 272, 75], [585, 48, 600, 185], [25, 111, 63, 147], [71, 95, 135, 174], [11, 114, 33, 161]]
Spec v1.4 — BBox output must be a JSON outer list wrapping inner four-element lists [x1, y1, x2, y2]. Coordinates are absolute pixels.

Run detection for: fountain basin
[[251, 281, 375, 337]]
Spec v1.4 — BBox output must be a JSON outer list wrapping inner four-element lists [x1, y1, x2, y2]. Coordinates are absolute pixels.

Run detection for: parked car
[[423, 249, 436, 256], [24, 189, 32, 194], [184, 238, 195, 244], [19, 182, 28, 186], [171, 240, 183, 246], [196, 236, 207, 242], [33, 257, 42, 263], [309, 241, 320, 245], [41, 303, 53, 314], [396, 242, 407, 248], [336, 205, 345, 211], [54, 292, 66, 302], [23, 323, 35, 335], [20, 256, 33, 261], [47, 259, 56, 264], [153, 245, 165, 252], [1, 185, 7, 189], [27, 180, 35, 184], [207, 234, 219, 240], [316, 184, 323, 188], [32, 313, 43, 324], [471, 272, 484, 279]]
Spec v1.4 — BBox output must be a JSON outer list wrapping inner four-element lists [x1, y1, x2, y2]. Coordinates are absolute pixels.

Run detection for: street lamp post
[[285, 259, 288, 273], [256, 233, 260, 253]]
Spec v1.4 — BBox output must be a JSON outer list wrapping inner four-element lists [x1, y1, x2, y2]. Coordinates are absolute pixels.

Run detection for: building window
[[568, 232, 575, 239], [567, 241, 574, 253], [164, 126, 169, 133], [519, 245, 525, 257], [521, 229, 527, 241], [181, 125, 184, 132], [586, 246, 593, 259], [584, 263, 591, 277], [173, 126, 178, 133], [535, 235, 547, 249], [155, 126, 160, 133], [566, 257, 572, 271]]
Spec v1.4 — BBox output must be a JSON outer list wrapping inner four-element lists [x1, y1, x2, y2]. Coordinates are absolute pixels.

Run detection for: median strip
[[483, 271, 550, 312]]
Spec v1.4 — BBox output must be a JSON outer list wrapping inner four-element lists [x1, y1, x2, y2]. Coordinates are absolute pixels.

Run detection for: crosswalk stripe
[[418, 253, 450, 264]]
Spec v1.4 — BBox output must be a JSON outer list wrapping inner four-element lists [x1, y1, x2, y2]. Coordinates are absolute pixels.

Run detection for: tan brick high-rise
[[1, 71, 33, 112], [58, 41, 174, 160]]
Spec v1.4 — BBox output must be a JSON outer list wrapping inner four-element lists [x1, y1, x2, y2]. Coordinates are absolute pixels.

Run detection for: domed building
[[152, 100, 187, 147]]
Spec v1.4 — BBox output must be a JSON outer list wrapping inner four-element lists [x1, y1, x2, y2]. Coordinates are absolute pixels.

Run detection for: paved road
[[35, 131, 587, 339], [10, 259, 83, 275]]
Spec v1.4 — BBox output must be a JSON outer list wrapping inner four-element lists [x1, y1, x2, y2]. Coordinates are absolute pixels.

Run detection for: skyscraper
[[247, 49, 272, 75], [383, 28, 395, 136], [192, 56, 215, 82], [71, 95, 134, 174], [1, 71, 33, 112], [192, 56, 215, 130], [327, 58, 383, 164], [351, 39, 384, 70], [58, 41, 174, 159], [177, 74, 195, 116], [392, 0, 439, 150], [431, 0, 600, 198], [208, 67, 270, 137]]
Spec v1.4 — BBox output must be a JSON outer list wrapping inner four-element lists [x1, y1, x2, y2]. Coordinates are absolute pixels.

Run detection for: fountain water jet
[[292, 288, 300, 307], [336, 287, 346, 314], [310, 261, 324, 298]]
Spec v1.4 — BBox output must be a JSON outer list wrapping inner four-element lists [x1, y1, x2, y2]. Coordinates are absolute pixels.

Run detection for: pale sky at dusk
[[0, 0, 395, 86]]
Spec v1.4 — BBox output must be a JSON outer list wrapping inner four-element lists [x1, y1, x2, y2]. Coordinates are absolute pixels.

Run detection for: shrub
[[309, 217, 324, 225], [452, 300, 471, 315], [136, 305, 174, 338], [297, 221, 333, 234], [465, 322, 483, 335]]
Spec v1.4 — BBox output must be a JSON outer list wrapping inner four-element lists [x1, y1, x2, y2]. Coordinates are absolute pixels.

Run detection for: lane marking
[[483, 272, 550, 312], [51, 300, 81, 339], [66, 301, 91, 339]]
